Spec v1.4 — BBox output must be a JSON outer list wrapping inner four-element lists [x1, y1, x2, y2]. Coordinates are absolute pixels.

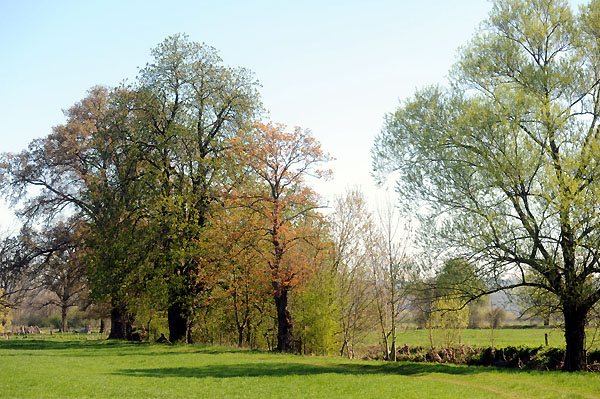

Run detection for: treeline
[[0, 34, 417, 356], [0, 34, 509, 358]]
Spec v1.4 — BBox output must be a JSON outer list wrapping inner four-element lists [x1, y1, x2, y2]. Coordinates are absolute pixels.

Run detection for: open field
[[392, 327, 569, 348], [357, 326, 600, 350], [1, 338, 600, 398]]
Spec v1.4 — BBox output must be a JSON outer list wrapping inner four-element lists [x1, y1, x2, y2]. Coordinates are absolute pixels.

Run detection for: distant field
[[393, 327, 566, 348], [359, 326, 600, 351], [1, 338, 600, 398]]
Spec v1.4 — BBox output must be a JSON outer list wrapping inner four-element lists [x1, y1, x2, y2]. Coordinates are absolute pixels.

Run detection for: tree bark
[[108, 302, 132, 340], [61, 304, 68, 333], [563, 305, 587, 371], [274, 289, 293, 352], [237, 326, 244, 348]]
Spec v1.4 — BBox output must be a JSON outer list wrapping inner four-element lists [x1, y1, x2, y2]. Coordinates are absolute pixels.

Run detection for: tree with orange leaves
[[203, 202, 271, 347], [230, 122, 332, 352]]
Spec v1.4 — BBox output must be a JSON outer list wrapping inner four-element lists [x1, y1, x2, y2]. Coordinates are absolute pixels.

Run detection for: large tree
[[373, 0, 600, 371], [1, 35, 262, 342], [131, 34, 261, 342], [1, 86, 147, 339], [231, 122, 331, 351]]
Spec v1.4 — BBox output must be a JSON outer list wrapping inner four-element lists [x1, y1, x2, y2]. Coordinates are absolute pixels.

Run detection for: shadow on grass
[[115, 361, 485, 379], [0, 339, 150, 354], [197, 348, 264, 355], [0, 339, 251, 358]]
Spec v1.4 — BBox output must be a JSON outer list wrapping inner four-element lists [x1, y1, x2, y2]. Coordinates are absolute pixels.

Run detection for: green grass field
[[358, 326, 600, 351], [392, 327, 566, 348], [1, 337, 600, 398]]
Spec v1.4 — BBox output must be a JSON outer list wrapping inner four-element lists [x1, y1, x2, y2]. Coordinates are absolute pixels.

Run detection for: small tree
[[329, 189, 377, 358], [487, 304, 507, 349], [292, 252, 339, 355], [431, 297, 470, 348], [37, 221, 88, 333], [0, 289, 12, 335], [369, 198, 413, 361]]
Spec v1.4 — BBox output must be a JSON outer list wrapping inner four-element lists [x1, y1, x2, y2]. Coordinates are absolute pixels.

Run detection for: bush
[[48, 315, 62, 329], [373, 343, 576, 371]]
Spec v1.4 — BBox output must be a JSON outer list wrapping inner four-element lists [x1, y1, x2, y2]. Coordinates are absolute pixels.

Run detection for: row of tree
[[1, 35, 440, 358], [2, 0, 598, 372], [0, 34, 331, 351]]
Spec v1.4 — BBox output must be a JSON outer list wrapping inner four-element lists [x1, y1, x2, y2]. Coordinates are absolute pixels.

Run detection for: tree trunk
[[340, 339, 348, 358], [563, 306, 587, 371], [168, 300, 190, 343], [108, 302, 132, 340], [237, 325, 244, 348], [245, 322, 252, 347], [61, 304, 68, 333], [274, 289, 293, 352]]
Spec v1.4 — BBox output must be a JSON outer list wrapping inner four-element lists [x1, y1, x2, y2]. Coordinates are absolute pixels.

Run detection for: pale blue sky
[[1, 0, 497, 230]]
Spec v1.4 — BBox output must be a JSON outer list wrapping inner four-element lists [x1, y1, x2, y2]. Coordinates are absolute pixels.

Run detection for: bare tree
[[370, 197, 413, 361], [329, 189, 376, 358]]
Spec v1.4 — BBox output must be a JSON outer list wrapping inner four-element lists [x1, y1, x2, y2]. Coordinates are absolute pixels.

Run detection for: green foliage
[[435, 259, 484, 299], [292, 266, 340, 355], [0, 306, 11, 334], [431, 297, 470, 347], [434, 258, 488, 328], [487, 306, 507, 329], [48, 315, 62, 330]]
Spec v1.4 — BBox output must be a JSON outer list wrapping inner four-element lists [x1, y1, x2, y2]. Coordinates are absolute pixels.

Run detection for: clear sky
[[0, 0, 497, 232]]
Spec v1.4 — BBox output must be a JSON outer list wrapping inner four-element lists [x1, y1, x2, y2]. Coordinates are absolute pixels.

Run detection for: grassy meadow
[[392, 327, 568, 348], [1, 337, 600, 398]]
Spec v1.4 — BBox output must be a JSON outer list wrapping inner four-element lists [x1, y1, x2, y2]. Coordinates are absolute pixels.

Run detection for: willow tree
[[373, 0, 600, 371]]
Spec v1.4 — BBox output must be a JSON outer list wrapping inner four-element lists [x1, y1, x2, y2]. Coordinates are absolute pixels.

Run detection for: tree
[[230, 122, 332, 351], [373, 0, 600, 371], [37, 220, 88, 332], [0, 230, 38, 308], [0, 35, 262, 342], [435, 258, 487, 328], [0, 289, 11, 335], [131, 34, 261, 342], [0, 86, 145, 339], [431, 297, 470, 347], [329, 189, 376, 358], [370, 198, 413, 361], [207, 203, 270, 347], [411, 277, 438, 348], [292, 257, 339, 355]]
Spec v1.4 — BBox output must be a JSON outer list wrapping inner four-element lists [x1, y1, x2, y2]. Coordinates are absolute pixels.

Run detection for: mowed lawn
[[1, 338, 600, 398]]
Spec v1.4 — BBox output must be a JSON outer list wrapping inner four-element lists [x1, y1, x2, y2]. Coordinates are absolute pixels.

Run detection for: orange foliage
[[228, 122, 332, 296]]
